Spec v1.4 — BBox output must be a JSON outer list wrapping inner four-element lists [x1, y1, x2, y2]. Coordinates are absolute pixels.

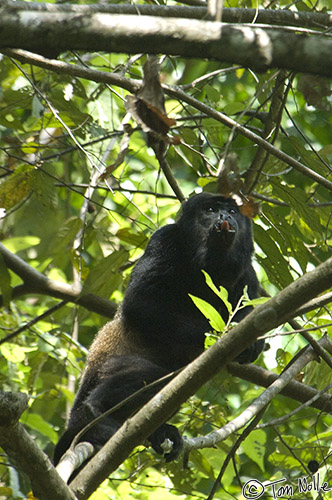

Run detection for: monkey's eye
[[206, 206, 217, 213], [229, 208, 237, 214]]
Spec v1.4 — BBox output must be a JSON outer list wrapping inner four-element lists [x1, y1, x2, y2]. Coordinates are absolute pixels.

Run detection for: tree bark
[[70, 256, 332, 499], [0, 243, 117, 318], [1, 5, 332, 76], [0, 392, 77, 500], [4, 0, 332, 31]]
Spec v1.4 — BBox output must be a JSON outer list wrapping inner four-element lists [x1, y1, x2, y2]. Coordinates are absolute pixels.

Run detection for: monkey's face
[[179, 192, 253, 259], [197, 196, 245, 248]]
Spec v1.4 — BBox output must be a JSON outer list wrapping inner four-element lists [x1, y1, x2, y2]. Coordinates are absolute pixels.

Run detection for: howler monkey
[[54, 192, 264, 466]]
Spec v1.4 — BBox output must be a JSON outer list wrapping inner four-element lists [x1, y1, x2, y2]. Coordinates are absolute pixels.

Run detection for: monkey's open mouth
[[214, 220, 236, 233]]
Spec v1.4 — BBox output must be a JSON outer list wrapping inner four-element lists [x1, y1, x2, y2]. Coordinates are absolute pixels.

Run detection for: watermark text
[[242, 473, 331, 499]]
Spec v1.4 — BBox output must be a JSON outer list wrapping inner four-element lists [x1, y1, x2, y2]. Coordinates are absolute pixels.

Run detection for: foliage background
[[0, 0, 332, 498]]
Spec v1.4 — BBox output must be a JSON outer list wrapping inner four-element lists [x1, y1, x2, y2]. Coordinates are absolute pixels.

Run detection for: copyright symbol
[[242, 479, 264, 499]]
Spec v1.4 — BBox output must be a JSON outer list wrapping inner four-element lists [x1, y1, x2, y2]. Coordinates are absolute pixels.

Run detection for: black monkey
[[54, 193, 264, 466]]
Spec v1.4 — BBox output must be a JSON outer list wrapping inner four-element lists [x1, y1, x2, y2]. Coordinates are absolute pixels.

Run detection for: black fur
[[54, 193, 264, 467]]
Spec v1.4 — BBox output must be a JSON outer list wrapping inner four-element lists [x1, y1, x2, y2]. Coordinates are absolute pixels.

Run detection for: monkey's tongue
[[214, 220, 235, 234], [221, 220, 230, 231], [215, 220, 235, 233]]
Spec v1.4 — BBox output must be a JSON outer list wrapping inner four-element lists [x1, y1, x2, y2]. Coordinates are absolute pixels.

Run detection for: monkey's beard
[[208, 219, 237, 251], [192, 219, 237, 265]]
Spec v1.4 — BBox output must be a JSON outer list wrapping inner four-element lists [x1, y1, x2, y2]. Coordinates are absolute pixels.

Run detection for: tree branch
[[153, 149, 186, 202], [1, 48, 140, 93], [3, 1, 332, 31], [164, 85, 332, 192], [292, 291, 332, 317], [0, 243, 117, 318], [69, 256, 332, 499], [3, 49, 331, 193], [244, 69, 289, 192], [60, 356, 332, 482], [172, 335, 331, 452], [227, 360, 332, 412], [0, 300, 67, 345], [1, 6, 332, 76], [0, 391, 77, 500]]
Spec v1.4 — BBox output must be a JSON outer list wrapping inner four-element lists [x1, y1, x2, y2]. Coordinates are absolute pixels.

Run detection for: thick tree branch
[[1, 7, 332, 76], [59, 353, 332, 484], [0, 242, 117, 318], [0, 391, 77, 500], [60, 357, 332, 482], [69, 256, 332, 499], [3, 1, 332, 31]]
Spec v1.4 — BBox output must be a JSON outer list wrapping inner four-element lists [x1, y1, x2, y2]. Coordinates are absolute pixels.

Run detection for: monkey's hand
[[148, 423, 183, 462]]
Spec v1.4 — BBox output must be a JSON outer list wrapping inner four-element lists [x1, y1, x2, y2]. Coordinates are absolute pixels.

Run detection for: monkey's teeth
[[217, 220, 235, 232]]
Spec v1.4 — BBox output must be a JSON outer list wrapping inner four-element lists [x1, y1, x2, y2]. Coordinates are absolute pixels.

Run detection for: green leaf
[[202, 270, 232, 315], [272, 182, 322, 235], [190, 449, 216, 479], [276, 349, 293, 372], [243, 297, 270, 307], [116, 228, 148, 248], [31, 95, 44, 118], [254, 224, 294, 289], [223, 102, 245, 114], [263, 205, 309, 274], [2, 236, 40, 253], [204, 332, 219, 349], [47, 217, 83, 255], [205, 84, 220, 103], [189, 294, 225, 332], [22, 413, 58, 443], [0, 487, 13, 496], [241, 429, 266, 472], [56, 385, 76, 406], [33, 170, 58, 209], [0, 164, 34, 210], [81, 249, 129, 298], [0, 343, 36, 363]]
